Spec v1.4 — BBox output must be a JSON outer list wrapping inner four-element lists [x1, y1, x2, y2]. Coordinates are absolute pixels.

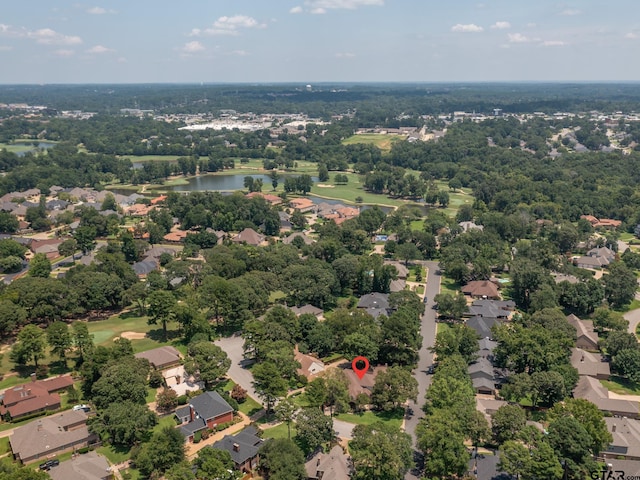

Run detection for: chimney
[[581, 354, 585, 363], [612, 424, 616, 433], [233, 443, 240, 452], [189, 405, 195, 422]]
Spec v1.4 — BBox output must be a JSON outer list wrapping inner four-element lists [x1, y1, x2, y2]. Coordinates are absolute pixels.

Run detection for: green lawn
[[152, 413, 179, 434], [290, 393, 312, 408], [436, 322, 451, 335], [601, 376, 640, 395], [617, 299, 640, 313], [262, 422, 297, 440], [334, 409, 403, 429], [341, 134, 403, 153], [237, 396, 263, 417], [96, 444, 132, 464], [439, 277, 461, 296], [120, 155, 182, 162]]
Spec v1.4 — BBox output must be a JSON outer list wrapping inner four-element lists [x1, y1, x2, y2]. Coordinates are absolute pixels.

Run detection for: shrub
[[35, 365, 49, 379], [230, 384, 247, 403], [149, 370, 164, 388], [177, 395, 188, 405], [193, 431, 202, 443]]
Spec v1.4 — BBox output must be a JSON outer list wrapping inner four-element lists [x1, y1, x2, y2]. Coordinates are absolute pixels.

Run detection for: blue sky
[[1, 0, 639, 83]]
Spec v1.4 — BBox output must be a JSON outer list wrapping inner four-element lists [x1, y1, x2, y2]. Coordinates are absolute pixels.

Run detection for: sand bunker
[[316, 184, 335, 188], [119, 331, 147, 340]]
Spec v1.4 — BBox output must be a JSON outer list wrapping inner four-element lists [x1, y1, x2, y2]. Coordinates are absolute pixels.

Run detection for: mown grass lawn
[[439, 277, 461, 296], [601, 376, 640, 395], [237, 396, 263, 417], [96, 444, 132, 464], [341, 134, 403, 153], [262, 422, 297, 440], [334, 409, 404, 429]]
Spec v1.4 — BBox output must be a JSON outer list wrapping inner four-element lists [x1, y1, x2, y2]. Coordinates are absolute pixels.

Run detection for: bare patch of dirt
[[119, 331, 147, 340]]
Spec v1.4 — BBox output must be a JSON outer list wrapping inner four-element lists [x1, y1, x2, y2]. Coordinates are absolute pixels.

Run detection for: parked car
[[39, 459, 59, 470], [423, 296, 428, 303], [73, 404, 90, 412]]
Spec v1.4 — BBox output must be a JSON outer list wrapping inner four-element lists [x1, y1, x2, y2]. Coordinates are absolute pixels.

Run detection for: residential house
[[580, 215, 622, 230], [305, 445, 352, 480], [163, 365, 202, 396], [466, 317, 503, 340], [10, 411, 98, 464], [289, 198, 315, 213], [602, 417, 640, 461], [342, 365, 386, 400], [570, 348, 611, 379], [150, 195, 167, 205], [135, 346, 182, 370], [573, 376, 639, 418], [30, 238, 65, 260], [246, 192, 282, 206], [468, 357, 498, 395], [466, 300, 514, 319], [289, 304, 323, 319], [0, 375, 74, 420], [163, 230, 190, 243], [476, 397, 507, 424], [574, 246, 616, 269], [132, 258, 159, 278], [233, 227, 265, 246], [566, 314, 600, 351], [211, 426, 263, 473], [294, 347, 326, 381], [357, 292, 391, 320], [48, 452, 113, 480], [176, 391, 235, 442], [603, 460, 640, 479], [278, 211, 293, 232], [461, 280, 500, 300]]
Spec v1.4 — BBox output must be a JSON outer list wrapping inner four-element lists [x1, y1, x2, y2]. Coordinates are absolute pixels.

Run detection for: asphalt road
[[404, 260, 441, 480], [214, 334, 260, 403]]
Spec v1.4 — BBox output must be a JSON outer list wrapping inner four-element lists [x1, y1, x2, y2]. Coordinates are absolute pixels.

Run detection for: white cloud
[[508, 33, 532, 43], [451, 24, 484, 33], [311, 8, 327, 14], [87, 6, 106, 14], [190, 15, 265, 36], [491, 21, 510, 30], [87, 45, 114, 54], [559, 9, 581, 16], [290, 6, 303, 14], [53, 49, 74, 57], [181, 41, 205, 53], [625, 32, 638, 40], [304, 0, 383, 10], [28, 28, 82, 46], [335, 52, 356, 58], [541, 40, 566, 47]]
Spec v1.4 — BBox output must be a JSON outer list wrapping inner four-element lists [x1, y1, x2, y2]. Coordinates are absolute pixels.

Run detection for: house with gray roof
[[132, 258, 158, 277], [357, 292, 391, 319], [176, 391, 234, 443], [211, 426, 263, 473], [467, 300, 514, 319], [468, 357, 498, 395], [135, 346, 182, 370], [282, 231, 315, 245], [566, 314, 599, 351], [305, 445, 352, 480], [603, 417, 640, 461], [466, 316, 503, 340], [289, 304, 323, 319], [574, 246, 616, 269], [48, 451, 113, 480], [469, 453, 513, 480]]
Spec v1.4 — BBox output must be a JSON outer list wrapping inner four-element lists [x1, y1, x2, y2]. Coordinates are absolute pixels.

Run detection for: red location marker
[[352, 356, 370, 380]]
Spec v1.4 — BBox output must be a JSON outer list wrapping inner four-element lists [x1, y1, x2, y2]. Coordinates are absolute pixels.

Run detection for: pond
[[169, 174, 319, 192], [14, 142, 57, 156]]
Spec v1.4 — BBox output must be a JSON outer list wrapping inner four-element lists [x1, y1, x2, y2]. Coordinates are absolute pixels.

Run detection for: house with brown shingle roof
[[48, 451, 113, 480], [135, 346, 182, 370], [461, 280, 500, 300], [566, 314, 599, 351], [10, 411, 97, 464], [342, 365, 386, 400], [289, 198, 315, 212], [571, 348, 610, 379], [573, 376, 639, 418], [0, 375, 74, 420], [246, 191, 282, 206], [233, 228, 265, 246], [294, 347, 326, 381]]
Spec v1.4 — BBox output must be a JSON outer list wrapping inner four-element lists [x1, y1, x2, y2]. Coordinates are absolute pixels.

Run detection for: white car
[[72, 404, 90, 412]]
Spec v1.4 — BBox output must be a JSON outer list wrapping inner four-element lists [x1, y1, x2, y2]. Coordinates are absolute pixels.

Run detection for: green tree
[[602, 261, 638, 308], [433, 292, 468, 320], [252, 361, 288, 412], [28, 253, 51, 278], [259, 438, 306, 480], [193, 448, 240, 480], [612, 348, 640, 383], [0, 300, 26, 338], [548, 398, 612, 456], [147, 290, 177, 341], [90, 358, 150, 409], [351, 422, 413, 480], [342, 332, 379, 363], [492, 404, 527, 445], [57, 238, 78, 258], [395, 242, 421, 266], [46, 321, 72, 361], [73, 225, 97, 254], [530, 370, 567, 407], [72, 321, 94, 362], [431, 324, 480, 364], [602, 330, 639, 357], [165, 462, 196, 480], [547, 416, 597, 479], [88, 401, 157, 446], [371, 366, 418, 412], [10, 324, 46, 367], [295, 407, 334, 454], [134, 426, 186, 478], [498, 440, 531, 480], [274, 397, 297, 440], [0, 211, 19, 233], [184, 341, 230, 389]]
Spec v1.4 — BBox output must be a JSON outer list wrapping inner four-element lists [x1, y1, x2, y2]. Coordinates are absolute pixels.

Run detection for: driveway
[[404, 261, 440, 479], [214, 335, 260, 403], [625, 296, 640, 337], [333, 419, 355, 440]]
